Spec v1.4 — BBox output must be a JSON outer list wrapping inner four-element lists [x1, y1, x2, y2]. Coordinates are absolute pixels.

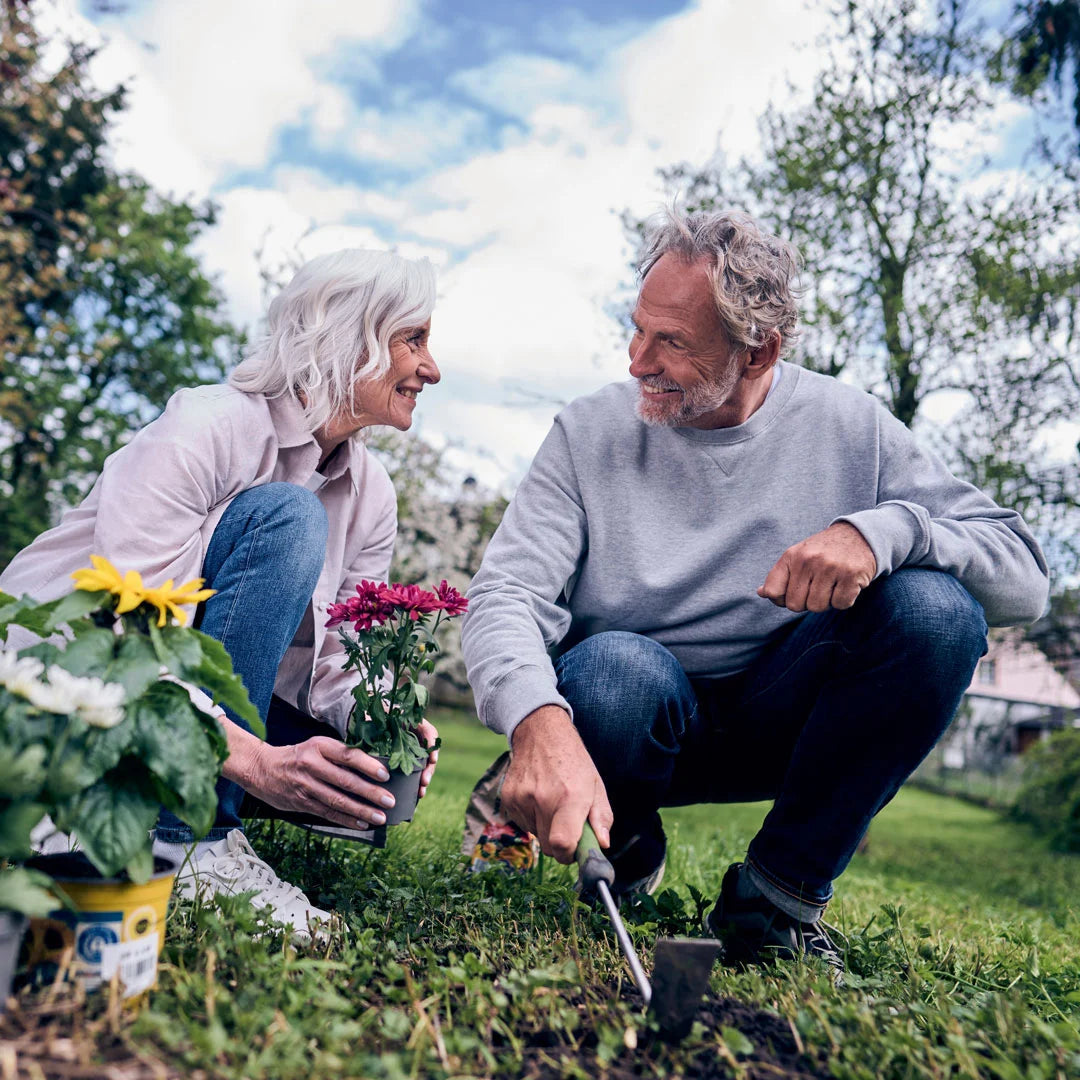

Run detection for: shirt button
[[317, 601, 328, 611]]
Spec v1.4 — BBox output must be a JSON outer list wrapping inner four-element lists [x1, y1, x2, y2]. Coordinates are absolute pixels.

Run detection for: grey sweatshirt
[[462, 363, 1050, 740]]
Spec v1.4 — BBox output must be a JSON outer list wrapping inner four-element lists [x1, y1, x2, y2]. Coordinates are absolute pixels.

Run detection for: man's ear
[[744, 329, 781, 380]]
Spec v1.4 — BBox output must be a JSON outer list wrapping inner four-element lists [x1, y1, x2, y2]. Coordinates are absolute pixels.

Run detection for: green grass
[[35, 707, 1080, 1077]]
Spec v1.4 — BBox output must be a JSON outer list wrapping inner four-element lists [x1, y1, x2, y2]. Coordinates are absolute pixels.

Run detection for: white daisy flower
[[0, 650, 46, 699], [47, 666, 126, 729]]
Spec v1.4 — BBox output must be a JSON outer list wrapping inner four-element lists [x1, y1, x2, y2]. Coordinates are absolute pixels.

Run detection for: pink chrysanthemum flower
[[383, 583, 441, 621], [433, 580, 468, 616]]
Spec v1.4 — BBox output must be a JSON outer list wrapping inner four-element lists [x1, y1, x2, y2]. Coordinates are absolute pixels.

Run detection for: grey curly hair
[[637, 208, 802, 358]]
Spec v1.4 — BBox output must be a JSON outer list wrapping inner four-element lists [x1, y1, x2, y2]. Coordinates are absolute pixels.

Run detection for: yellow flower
[[72, 557, 214, 626], [71, 555, 144, 613], [139, 577, 215, 627]]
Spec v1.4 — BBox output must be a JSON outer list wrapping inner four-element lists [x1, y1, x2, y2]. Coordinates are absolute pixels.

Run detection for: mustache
[[639, 376, 682, 391]]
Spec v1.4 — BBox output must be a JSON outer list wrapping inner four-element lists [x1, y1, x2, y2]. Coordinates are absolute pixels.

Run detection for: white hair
[[230, 249, 437, 432]]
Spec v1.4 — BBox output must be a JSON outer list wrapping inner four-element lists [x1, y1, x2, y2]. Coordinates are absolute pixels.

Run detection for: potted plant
[[0, 695, 57, 1010], [325, 579, 467, 825], [0, 556, 260, 999]]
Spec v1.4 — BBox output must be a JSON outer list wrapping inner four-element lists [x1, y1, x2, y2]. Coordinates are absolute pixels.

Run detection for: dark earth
[[3, 982, 830, 1079]]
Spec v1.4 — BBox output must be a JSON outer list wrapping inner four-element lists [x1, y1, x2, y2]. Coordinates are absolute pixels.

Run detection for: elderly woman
[[0, 249, 441, 934]]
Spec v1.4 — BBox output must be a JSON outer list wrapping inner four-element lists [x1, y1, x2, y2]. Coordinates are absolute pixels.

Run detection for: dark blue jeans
[[555, 569, 988, 909], [155, 483, 328, 844]]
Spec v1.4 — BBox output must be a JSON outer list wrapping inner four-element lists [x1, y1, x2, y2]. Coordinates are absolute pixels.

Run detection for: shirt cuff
[[480, 664, 572, 744], [831, 501, 926, 578]]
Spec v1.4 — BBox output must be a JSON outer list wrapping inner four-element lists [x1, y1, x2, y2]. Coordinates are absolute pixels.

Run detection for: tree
[[0, 1, 242, 563], [628, 0, 1080, 578], [1009, 0, 1080, 152]]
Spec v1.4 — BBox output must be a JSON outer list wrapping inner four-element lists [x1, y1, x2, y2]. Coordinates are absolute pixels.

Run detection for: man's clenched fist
[[758, 521, 877, 613]]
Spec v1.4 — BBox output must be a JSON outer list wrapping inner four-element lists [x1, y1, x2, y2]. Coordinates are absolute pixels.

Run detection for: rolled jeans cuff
[[154, 824, 238, 845], [745, 855, 831, 923]]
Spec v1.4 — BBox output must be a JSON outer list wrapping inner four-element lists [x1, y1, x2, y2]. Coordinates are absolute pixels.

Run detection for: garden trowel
[[576, 824, 721, 1041]]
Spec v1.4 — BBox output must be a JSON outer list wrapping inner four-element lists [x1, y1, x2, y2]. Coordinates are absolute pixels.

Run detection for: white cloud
[[450, 54, 592, 121], [66, 0, 857, 491], [326, 99, 493, 169]]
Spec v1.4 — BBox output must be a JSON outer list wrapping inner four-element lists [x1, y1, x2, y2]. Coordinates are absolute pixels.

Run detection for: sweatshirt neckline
[[671, 361, 800, 446]]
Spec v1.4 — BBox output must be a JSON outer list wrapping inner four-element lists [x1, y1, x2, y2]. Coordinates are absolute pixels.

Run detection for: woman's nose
[[420, 352, 441, 385]]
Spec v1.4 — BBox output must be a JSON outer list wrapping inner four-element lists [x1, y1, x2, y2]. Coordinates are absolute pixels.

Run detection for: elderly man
[[461, 208, 1048, 974]]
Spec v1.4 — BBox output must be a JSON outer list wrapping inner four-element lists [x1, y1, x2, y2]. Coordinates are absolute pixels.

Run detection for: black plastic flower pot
[[0, 911, 28, 1012], [373, 757, 424, 826]]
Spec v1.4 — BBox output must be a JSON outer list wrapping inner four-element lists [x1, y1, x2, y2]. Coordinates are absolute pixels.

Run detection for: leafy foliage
[[627, 0, 1080, 577], [0, 576, 251, 887], [0, 2, 243, 564], [1010, 0, 1080, 151], [1013, 726, 1080, 850]]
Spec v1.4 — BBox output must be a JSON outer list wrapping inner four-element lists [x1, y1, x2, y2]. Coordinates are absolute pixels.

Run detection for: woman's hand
[[246, 735, 397, 829], [417, 718, 439, 798]]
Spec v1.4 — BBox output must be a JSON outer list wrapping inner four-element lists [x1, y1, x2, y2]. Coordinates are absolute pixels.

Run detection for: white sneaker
[[173, 829, 331, 943], [30, 815, 80, 856]]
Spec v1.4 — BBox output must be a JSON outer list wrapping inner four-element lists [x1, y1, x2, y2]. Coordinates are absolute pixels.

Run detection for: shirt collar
[[266, 392, 365, 494]]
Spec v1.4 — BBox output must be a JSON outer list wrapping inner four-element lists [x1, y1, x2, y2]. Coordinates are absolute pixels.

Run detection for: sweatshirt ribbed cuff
[[479, 665, 572, 744], [831, 501, 925, 578]]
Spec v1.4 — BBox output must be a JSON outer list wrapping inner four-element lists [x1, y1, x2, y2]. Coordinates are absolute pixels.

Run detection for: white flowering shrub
[[368, 431, 507, 707]]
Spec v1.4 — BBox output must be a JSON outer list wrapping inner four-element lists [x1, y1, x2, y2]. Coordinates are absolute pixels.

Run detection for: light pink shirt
[[0, 384, 397, 734]]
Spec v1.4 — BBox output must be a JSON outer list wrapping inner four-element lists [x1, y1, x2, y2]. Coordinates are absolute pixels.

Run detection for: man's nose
[[628, 336, 659, 377]]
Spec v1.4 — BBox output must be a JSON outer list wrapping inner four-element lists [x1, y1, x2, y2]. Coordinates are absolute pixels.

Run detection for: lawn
[[7, 705, 1080, 1079]]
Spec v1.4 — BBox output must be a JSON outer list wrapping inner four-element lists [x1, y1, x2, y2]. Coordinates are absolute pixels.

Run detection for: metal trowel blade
[[649, 937, 722, 1041]]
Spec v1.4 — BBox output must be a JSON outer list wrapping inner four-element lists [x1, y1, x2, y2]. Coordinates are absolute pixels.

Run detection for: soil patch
[[518, 993, 830, 1079]]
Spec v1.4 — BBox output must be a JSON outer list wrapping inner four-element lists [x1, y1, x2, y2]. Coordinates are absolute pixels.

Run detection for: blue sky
[[66, 0, 1036, 491]]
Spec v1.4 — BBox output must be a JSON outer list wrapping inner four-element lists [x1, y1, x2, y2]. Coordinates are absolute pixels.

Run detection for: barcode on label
[[100, 932, 160, 998]]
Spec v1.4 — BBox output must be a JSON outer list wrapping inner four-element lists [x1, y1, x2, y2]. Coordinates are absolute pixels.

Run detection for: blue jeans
[[555, 569, 988, 909], [155, 483, 328, 844]]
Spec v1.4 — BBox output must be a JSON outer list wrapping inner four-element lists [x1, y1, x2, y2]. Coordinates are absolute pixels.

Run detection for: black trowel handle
[[576, 823, 615, 892]]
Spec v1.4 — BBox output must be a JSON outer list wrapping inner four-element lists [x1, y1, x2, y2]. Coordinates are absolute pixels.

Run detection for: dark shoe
[[705, 863, 845, 980]]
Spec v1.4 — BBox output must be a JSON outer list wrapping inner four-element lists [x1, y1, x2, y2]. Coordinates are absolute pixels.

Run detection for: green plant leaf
[[71, 772, 160, 879], [149, 621, 204, 678], [54, 627, 117, 676], [76, 714, 136, 788], [0, 744, 47, 798], [0, 801, 47, 859], [0, 593, 53, 639], [189, 630, 264, 736], [124, 843, 155, 886], [17, 641, 60, 667], [105, 632, 162, 700], [0, 866, 61, 918], [42, 589, 111, 633], [131, 683, 221, 837], [721, 1026, 755, 1057]]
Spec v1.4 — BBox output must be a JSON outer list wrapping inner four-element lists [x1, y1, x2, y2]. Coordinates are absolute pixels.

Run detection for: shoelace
[[205, 839, 307, 907]]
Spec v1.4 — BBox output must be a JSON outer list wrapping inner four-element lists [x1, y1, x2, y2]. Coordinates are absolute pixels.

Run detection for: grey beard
[[636, 363, 741, 427]]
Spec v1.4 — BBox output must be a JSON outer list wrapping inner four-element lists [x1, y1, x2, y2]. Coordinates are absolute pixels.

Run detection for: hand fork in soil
[[576, 824, 721, 1041]]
